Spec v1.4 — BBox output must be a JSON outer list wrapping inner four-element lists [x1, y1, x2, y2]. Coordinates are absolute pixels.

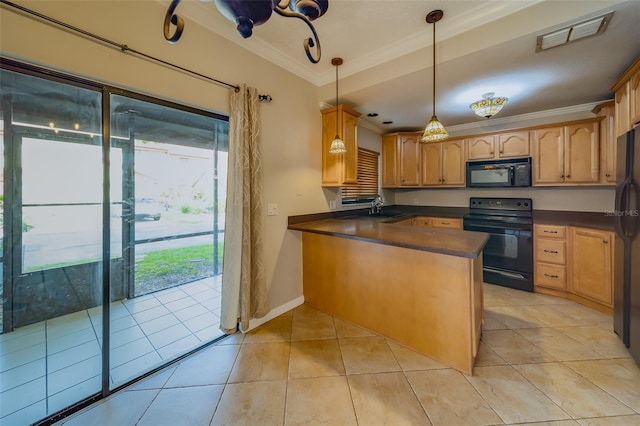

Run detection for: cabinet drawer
[[414, 217, 431, 227], [430, 217, 463, 230], [536, 239, 566, 264], [535, 263, 566, 290], [535, 224, 566, 239]]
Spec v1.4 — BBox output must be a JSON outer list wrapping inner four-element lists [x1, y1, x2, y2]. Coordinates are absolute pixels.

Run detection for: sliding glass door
[[0, 63, 228, 425]]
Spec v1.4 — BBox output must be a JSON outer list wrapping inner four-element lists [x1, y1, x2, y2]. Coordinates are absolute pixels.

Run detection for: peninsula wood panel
[[301, 232, 482, 375]]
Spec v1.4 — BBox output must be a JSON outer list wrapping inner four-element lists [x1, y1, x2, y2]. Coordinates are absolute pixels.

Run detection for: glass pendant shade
[[470, 92, 508, 118], [421, 115, 449, 142], [329, 135, 347, 154]]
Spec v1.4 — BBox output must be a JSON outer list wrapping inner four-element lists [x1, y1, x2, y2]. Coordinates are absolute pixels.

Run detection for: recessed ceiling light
[[367, 113, 379, 117], [535, 12, 613, 52]]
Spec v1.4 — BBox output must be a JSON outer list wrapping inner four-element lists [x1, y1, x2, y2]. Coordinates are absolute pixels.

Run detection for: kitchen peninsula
[[288, 214, 489, 375]]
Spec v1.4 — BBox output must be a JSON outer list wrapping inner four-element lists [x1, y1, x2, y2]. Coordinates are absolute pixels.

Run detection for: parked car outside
[[135, 198, 162, 221]]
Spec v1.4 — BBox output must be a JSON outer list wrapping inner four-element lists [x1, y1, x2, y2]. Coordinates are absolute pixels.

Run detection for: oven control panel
[[469, 197, 532, 211]]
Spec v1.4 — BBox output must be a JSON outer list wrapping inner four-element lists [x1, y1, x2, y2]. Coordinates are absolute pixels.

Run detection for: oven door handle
[[464, 223, 532, 233], [483, 266, 526, 280]]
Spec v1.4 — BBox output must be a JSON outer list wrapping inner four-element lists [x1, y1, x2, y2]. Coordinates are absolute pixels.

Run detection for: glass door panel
[[108, 94, 227, 388], [0, 68, 103, 425]]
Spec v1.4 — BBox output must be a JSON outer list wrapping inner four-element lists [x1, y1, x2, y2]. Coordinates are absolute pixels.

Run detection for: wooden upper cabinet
[[564, 121, 599, 184], [593, 101, 616, 184], [399, 133, 421, 186], [467, 136, 495, 161], [467, 131, 530, 161], [533, 126, 564, 184], [381, 134, 400, 187], [631, 69, 640, 129], [532, 120, 600, 186], [441, 139, 465, 186], [321, 105, 360, 187], [421, 142, 442, 186], [498, 131, 530, 158], [612, 56, 640, 138], [569, 227, 614, 307], [421, 139, 465, 186]]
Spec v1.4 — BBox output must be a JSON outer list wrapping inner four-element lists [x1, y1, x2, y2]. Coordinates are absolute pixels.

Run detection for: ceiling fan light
[[329, 135, 347, 154], [422, 115, 449, 142], [470, 92, 508, 118]]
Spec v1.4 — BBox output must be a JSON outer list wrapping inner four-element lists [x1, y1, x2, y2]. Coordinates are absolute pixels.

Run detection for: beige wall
[[0, 0, 330, 312]]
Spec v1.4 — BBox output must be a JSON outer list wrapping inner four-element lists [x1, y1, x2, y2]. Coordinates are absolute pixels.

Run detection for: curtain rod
[[1, 0, 274, 101]]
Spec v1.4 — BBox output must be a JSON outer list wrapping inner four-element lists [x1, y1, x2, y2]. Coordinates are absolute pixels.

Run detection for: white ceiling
[[175, 0, 640, 132]]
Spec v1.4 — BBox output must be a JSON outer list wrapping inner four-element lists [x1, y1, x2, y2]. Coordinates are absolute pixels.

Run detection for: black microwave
[[466, 157, 532, 187]]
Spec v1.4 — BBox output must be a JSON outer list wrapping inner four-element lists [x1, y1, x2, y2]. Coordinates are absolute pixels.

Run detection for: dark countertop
[[288, 205, 615, 232], [288, 216, 489, 259]]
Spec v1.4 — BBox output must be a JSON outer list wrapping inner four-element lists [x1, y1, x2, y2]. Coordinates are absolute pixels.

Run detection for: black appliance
[[613, 127, 640, 366], [463, 197, 533, 292], [466, 157, 532, 188]]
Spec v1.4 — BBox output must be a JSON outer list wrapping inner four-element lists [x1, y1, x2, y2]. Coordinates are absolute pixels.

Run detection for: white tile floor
[[0, 276, 224, 426]]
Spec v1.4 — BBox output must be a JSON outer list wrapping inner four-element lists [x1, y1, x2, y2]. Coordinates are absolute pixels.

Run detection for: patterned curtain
[[220, 85, 269, 333]]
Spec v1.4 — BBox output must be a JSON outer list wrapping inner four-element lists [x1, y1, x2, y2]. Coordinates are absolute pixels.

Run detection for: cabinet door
[[467, 136, 495, 160], [382, 135, 399, 187], [321, 109, 343, 186], [441, 139, 465, 186], [615, 84, 630, 138], [421, 142, 442, 186], [597, 104, 616, 184], [630, 70, 640, 129], [400, 134, 421, 186], [570, 227, 613, 307], [430, 218, 463, 230], [342, 111, 359, 184], [564, 122, 599, 183], [414, 217, 431, 227], [533, 127, 564, 184], [498, 131, 530, 158]]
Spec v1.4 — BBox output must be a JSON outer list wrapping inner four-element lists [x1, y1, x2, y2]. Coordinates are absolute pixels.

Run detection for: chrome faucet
[[370, 195, 383, 215]]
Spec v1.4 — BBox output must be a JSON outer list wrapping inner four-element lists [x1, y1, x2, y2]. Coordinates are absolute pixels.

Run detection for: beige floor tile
[[518, 421, 579, 426], [549, 303, 612, 329], [284, 376, 357, 425], [386, 340, 447, 371], [291, 305, 337, 341], [482, 329, 556, 364], [514, 363, 635, 418], [565, 358, 640, 412], [164, 344, 239, 387], [482, 311, 509, 330], [211, 380, 286, 426], [228, 342, 290, 383], [348, 372, 430, 425], [406, 369, 502, 426], [339, 336, 401, 375], [487, 306, 551, 329], [137, 385, 222, 426], [474, 342, 507, 367], [467, 365, 571, 424], [520, 304, 587, 327], [288, 339, 345, 379], [334, 318, 375, 338], [516, 328, 603, 361], [577, 415, 640, 425], [243, 315, 292, 344], [555, 326, 631, 359]]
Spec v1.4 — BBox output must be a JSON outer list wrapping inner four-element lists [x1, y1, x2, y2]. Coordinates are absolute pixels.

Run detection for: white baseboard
[[244, 296, 305, 332]]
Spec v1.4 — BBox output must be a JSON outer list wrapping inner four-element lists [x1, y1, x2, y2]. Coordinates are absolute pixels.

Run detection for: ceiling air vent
[[535, 12, 613, 52]]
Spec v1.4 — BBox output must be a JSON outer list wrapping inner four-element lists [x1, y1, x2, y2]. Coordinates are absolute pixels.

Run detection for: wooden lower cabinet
[[535, 224, 614, 313], [569, 227, 614, 309]]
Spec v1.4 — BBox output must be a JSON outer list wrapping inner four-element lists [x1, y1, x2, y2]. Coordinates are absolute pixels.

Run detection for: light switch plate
[[267, 203, 278, 216], [329, 200, 337, 210]]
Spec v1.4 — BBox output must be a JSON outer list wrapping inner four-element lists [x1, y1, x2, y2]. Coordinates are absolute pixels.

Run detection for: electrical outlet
[[329, 200, 337, 210], [267, 203, 278, 216]]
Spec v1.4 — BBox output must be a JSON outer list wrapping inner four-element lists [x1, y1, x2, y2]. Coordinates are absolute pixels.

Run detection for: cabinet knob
[[566, 174, 571, 178], [605, 173, 611, 177], [499, 150, 503, 154], [561, 174, 565, 178], [603, 240, 609, 244], [544, 273, 559, 278]]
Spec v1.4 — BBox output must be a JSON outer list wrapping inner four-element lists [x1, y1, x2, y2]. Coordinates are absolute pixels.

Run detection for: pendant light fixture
[[329, 57, 347, 155], [421, 9, 449, 143]]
